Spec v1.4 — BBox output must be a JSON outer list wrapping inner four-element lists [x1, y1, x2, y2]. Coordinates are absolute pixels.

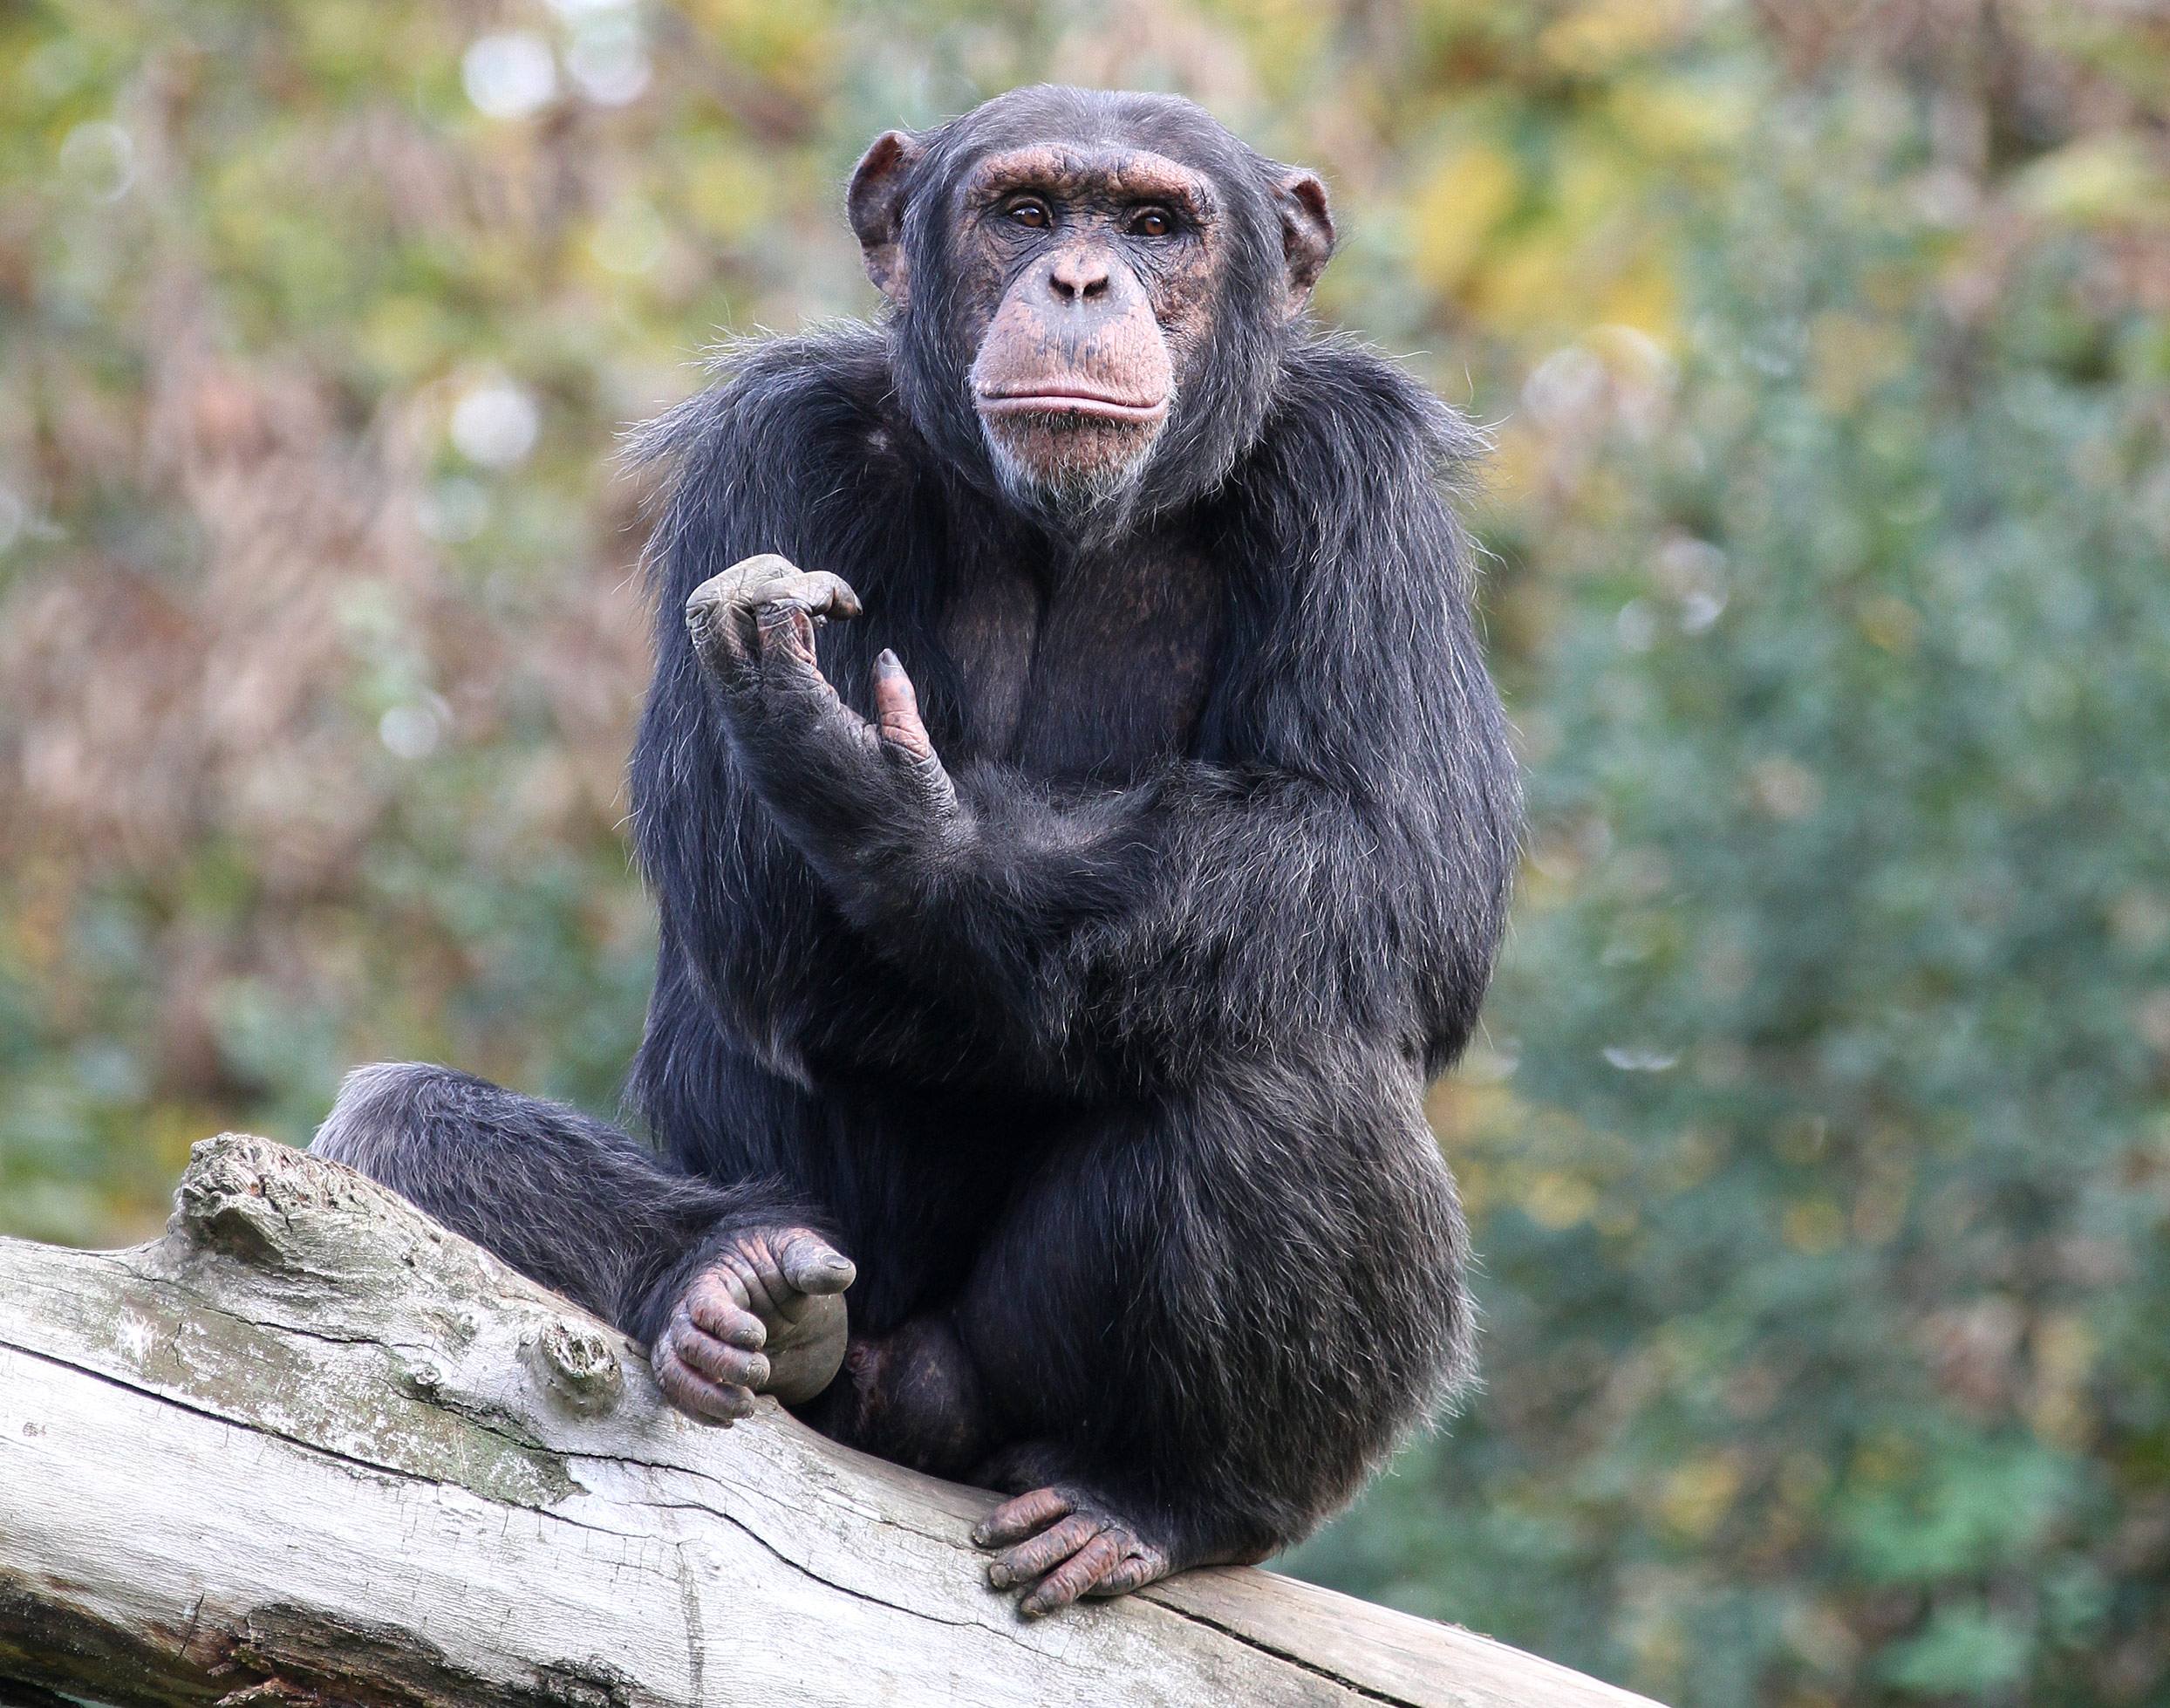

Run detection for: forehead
[[962, 146, 1217, 216]]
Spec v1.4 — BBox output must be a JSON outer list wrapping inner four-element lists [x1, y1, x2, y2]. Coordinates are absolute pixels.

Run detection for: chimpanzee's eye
[[1129, 207, 1174, 238], [1008, 200, 1051, 229]]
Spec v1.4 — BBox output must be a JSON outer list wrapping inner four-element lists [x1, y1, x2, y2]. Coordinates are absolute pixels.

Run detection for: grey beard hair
[[986, 432, 1150, 524], [979, 392, 1177, 528]]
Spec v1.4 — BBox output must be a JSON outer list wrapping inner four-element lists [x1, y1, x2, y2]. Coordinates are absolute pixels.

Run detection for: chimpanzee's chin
[[981, 412, 1161, 520]]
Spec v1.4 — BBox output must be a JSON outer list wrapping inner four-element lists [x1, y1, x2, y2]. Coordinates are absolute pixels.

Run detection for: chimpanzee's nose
[[1047, 248, 1113, 305]]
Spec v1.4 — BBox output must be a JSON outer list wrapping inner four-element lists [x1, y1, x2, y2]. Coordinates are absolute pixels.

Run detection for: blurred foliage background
[[4, 0, 2169, 1701]]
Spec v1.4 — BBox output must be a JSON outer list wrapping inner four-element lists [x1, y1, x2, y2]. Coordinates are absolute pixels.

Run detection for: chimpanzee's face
[[952, 146, 1220, 510], [847, 91, 1335, 521]]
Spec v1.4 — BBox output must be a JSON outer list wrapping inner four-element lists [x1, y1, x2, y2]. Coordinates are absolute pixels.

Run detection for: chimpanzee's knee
[[310, 1062, 633, 1267], [312, 1061, 492, 1192], [311, 1061, 795, 1336]]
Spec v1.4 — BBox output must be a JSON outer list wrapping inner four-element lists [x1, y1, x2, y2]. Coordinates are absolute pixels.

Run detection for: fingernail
[[877, 648, 902, 672], [971, 1526, 990, 1547], [986, 1565, 1008, 1587]]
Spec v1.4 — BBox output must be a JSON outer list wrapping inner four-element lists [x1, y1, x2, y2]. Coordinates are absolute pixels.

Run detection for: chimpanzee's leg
[[829, 1054, 1471, 1615], [313, 1062, 855, 1418]]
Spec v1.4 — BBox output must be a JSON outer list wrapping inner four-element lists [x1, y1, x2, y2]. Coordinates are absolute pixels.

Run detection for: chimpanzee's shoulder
[[630, 322, 897, 481], [1250, 334, 1485, 499]]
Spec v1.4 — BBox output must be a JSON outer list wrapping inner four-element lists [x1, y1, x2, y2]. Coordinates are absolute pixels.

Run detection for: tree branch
[[0, 1134, 1660, 1708]]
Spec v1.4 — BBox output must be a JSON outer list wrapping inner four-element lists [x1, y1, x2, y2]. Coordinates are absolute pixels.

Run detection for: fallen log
[[0, 1133, 1660, 1708]]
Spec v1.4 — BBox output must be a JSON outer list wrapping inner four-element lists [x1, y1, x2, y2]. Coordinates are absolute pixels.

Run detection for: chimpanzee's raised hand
[[684, 554, 958, 858]]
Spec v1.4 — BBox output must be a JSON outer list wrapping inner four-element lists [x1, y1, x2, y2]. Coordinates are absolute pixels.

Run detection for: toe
[[653, 1346, 755, 1424], [775, 1230, 856, 1296], [986, 1513, 1099, 1588], [671, 1321, 770, 1391], [973, 1486, 1075, 1549], [1019, 1530, 1129, 1617], [1086, 1547, 1168, 1599], [682, 1275, 764, 1347]]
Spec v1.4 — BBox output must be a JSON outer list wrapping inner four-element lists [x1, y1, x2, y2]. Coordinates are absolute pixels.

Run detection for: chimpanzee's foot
[[972, 1486, 1175, 1616], [650, 1227, 856, 1424]]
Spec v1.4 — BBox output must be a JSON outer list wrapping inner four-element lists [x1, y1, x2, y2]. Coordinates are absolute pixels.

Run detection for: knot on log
[[172, 1131, 419, 1269], [527, 1318, 625, 1416]]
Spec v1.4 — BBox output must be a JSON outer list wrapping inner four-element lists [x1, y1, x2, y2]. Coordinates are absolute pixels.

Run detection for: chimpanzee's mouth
[[976, 388, 1170, 425]]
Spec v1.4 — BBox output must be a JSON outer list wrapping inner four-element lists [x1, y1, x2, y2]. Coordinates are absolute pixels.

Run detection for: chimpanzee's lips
[[976, 388, 1170, 424]]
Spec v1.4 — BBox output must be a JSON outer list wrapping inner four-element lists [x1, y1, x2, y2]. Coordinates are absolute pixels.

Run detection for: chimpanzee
[[316, 84, 1519, 1616]]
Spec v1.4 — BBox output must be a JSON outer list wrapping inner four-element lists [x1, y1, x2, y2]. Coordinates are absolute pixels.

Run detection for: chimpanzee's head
[[848, 86, 1334, 524]]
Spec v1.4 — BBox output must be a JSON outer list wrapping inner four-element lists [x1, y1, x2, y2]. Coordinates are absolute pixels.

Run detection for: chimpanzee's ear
[[1275, 170, 1334, 318], [849, 131, 925, 309]]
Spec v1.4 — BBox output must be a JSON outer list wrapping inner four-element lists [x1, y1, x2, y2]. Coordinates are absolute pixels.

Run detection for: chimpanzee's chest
[[938, 538, 1224, 781]]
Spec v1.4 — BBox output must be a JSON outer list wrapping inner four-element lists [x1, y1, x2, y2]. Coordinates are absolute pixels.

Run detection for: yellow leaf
[[1407, 142, 1522, 295], [1809, 311, 1907, 414], [1656, 1453, 1742, 1540], [1537, 0, 1689, 75], [1610, 72, 1755, 156], [2016, 133, 2170, 228]]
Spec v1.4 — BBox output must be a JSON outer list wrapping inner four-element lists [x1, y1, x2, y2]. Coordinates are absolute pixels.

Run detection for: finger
[[872, 651, 935, 761], [713, 1240, 787, 1320], [973, 1486, 1075, 1549], [681, 1274, 763, 1345], [987, 1513, 1101, 1588], [726, 559, 857, 617], [756, 600, 823, 672], [717, 552, 800, 600], [687, 560, 860, 673], [686, 557, 793, 659], [1020, 1532, 1129, 1618], [786, 569, 862, 622], [734, 564, 860, 627], [775, 1230, 856, 1296], [686, 583, 755, 673], [669, 1319, 771, 1390], [705, 554, 845, 609], [653, 1348, 756, 1424]]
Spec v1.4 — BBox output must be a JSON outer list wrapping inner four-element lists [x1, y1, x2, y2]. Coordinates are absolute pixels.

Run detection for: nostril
[[1047, 252, 1114, 307]]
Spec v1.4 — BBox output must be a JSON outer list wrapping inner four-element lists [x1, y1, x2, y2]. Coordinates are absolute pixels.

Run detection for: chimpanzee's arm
[[632, 337, 1517, 1099], [714, 673, 1513, 1102]]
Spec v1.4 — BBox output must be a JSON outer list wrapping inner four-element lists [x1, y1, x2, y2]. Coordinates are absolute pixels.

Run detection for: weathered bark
[[0, 1134, 1660, 1708]]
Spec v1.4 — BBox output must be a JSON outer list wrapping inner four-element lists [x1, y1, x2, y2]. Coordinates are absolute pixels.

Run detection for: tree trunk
[[0, 1134, 1660, 1708]]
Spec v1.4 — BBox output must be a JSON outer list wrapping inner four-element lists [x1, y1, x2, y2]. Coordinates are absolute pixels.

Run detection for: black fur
[[317, 86, 1519, 1577]]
